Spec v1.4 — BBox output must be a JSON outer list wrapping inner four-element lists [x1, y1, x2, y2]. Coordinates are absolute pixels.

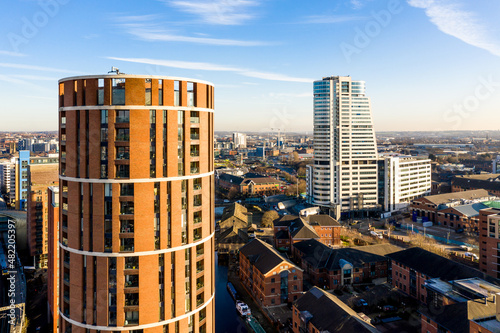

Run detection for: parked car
[[383, 305, 397, 312], [455, 228, 464, 233], [357, 299, 368, 307], [464, 252, 479, 260]]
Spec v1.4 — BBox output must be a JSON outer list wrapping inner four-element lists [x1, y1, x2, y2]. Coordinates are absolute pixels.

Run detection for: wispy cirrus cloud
[[116, 14, 270, 46], [128, 27, 269, 46], [0, 62, 81, 74], [0, 50, 26, 57], [408, 0, 500, 57], [107, 56, 313, 83], [164, 0, 259, 25], [302, 14, 366, 24]]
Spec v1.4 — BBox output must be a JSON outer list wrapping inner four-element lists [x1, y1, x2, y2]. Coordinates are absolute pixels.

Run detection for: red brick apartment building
[[452, 174, 500, 197], [292, 287, 379, 333], [479, 207, 500, 278], [293, 239, 400, 289], [239, 239, 303, 307], [55, 74, 215, 333], [387, 247, 495, 304], [273, 215, 341, 251], [436, 202, 489, 233], [409, 189, 492, 224]]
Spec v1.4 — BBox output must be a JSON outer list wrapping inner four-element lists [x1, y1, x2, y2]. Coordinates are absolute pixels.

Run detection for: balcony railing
[[190, 117, 200, 124], [120, 245, 134, 252]]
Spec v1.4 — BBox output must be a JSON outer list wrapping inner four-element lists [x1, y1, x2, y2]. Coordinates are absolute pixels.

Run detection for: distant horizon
[[1, 1, 499, 131]]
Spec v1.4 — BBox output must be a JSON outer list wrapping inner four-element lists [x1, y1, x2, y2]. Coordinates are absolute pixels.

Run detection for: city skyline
[[1, 0, 500, 132]]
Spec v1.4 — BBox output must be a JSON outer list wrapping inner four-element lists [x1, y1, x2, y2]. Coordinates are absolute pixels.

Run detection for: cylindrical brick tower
[[57, 73, 215, 333]]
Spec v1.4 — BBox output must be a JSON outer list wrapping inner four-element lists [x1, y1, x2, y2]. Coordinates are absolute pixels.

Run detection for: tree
[[261, 210, 279, 227], [428, 153, 436, 161], [227, 187, 238, 200], [297, 167, 306, 177]]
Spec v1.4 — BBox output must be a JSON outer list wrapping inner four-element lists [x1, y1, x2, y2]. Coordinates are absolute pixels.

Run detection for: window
[[116, 110, 129, 123], [116, 165, 129, 178], [121, 184, 134, 196], [158, 79, 163, 105], [101, 110, 108, 124], [98, 78, 104, 105], [116, 146, 130, 160], [145, 78, 152, 106], [112, 78, 125, 105], [116, 128, 130, 141]]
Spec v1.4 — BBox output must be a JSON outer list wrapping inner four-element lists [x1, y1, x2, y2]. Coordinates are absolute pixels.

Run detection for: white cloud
[[11, 74, 58, 81], [165, 0, 259, 25], [108, 57, 242, 72], [241, 71, 312, 83], [116, 14, 270, 46], [127, 27, 269, 46], [107, 57, 313, 83], [302, 15, 366, 24], [0, 62, 81, 73], [268, 92, 311, 98], [0, 50, 26, 57], [408, 0, 500, 56]]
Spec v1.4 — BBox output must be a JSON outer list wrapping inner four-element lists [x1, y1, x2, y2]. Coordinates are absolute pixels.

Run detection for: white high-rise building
[[308, 76, 378, 217], [493, 155, 500, 174], [0, 160, 14, 195], [233, 132, 247, 148], [380, 155, 431, 212]]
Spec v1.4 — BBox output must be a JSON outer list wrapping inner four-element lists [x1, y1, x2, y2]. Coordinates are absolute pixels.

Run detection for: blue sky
[[1, 0, 499, 132]]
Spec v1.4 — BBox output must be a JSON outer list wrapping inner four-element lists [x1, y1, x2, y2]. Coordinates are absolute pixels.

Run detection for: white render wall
[[384, 156, 431, 212]]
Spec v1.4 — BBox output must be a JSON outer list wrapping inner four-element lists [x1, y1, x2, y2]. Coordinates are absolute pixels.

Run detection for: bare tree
[[261, 210, 279, 227]]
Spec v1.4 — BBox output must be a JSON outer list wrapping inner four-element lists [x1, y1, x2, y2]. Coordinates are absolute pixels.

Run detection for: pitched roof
[[218, 226, 248, 245], [452, 174, 500, 193], [294, 287, 379, 333], [386, 247, 499, 283], [220, 202, 248, 225], [305, 214, 341, 227], [294, 239, 395, 271], [240, 238, 300, 275], [272, 215, 320, 239], [484, 200, 500, 209], [218, 173, 244, 184], [420, 189, 491, 206], [452, 202, 489, 217], [419, 302, 469, 333]]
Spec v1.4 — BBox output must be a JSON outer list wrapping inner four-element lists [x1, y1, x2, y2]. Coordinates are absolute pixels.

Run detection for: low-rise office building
[[217, 172, 281, 196], [409, 189, 494, 225]]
